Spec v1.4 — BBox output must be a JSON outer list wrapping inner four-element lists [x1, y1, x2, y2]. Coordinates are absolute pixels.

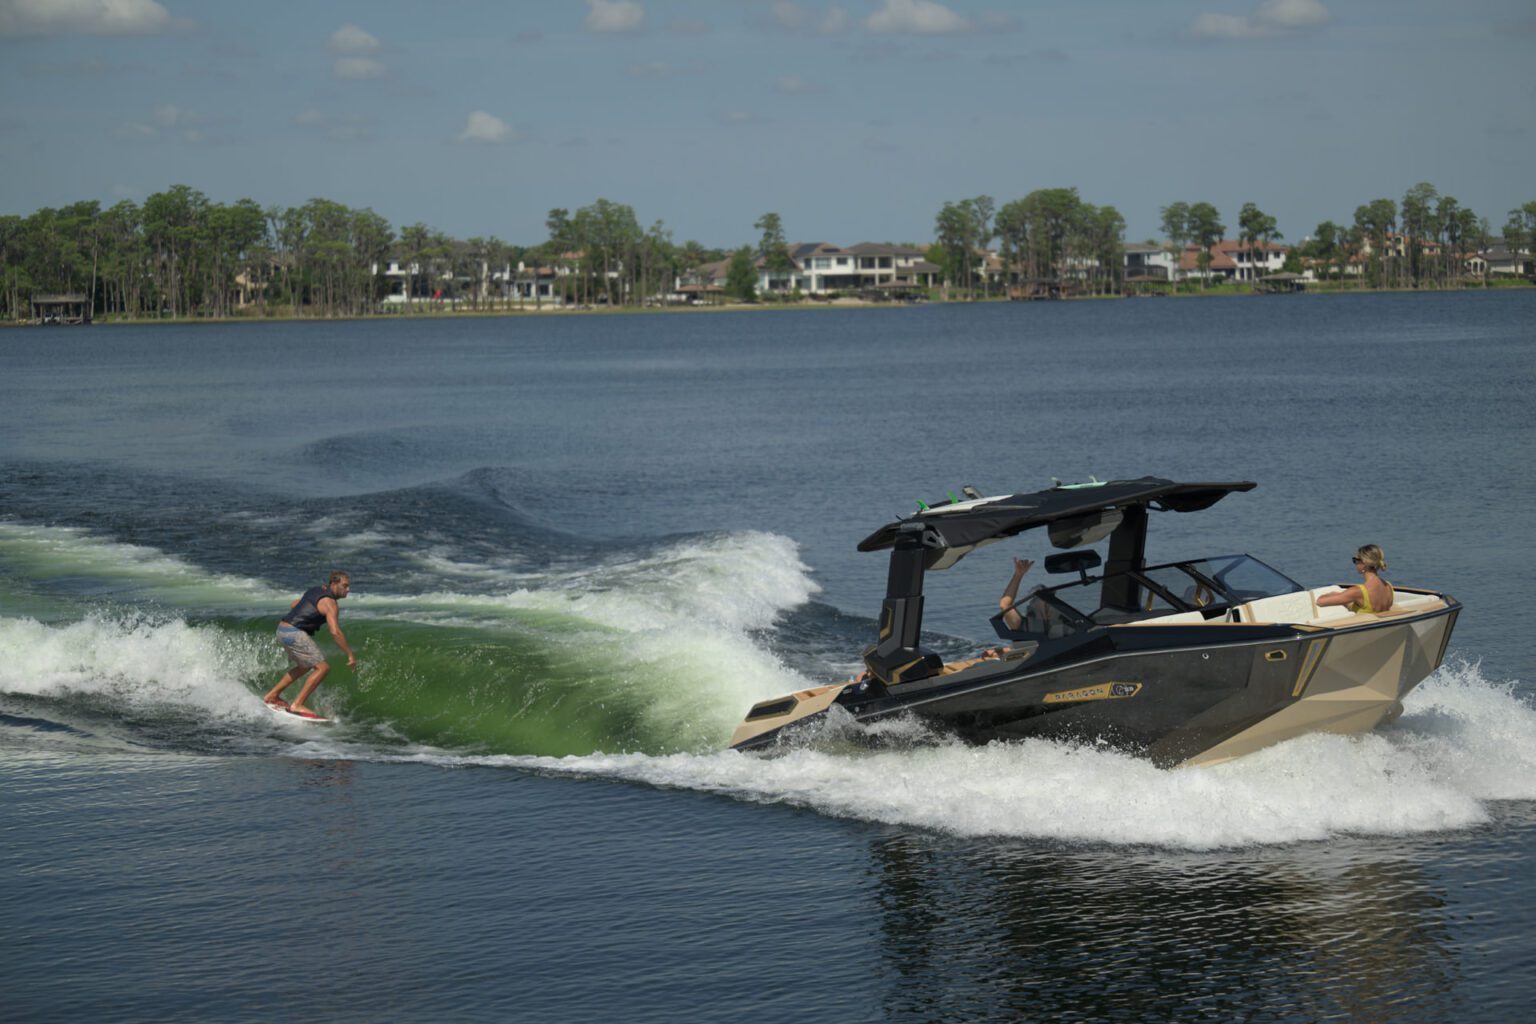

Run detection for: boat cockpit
[[991, 552, 1305, 641]]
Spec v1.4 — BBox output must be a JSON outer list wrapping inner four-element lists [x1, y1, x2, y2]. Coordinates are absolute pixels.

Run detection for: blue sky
[[2, 0, 1532, 249]]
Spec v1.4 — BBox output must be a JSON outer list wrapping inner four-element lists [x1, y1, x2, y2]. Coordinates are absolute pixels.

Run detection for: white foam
[[0, 613, 274, 721], [390, 659, 1533, 850], [1382, 659, 1536, 801], [396, 530, 820, 634]]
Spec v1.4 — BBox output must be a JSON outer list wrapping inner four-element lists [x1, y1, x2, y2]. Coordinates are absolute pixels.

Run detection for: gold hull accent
[[730, 683, 850, 749], [1183, 610, 1456, 767]]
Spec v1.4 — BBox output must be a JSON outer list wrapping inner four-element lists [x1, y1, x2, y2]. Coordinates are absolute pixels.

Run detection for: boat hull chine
[[1180, 608, 1458, 766]]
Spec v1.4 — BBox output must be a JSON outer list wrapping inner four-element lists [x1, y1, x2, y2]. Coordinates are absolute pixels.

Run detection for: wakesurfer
[[264, 571, 355, 719]]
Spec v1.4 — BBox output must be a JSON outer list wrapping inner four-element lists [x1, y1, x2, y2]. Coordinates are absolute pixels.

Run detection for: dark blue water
[[2, 292, 1534, 1022]]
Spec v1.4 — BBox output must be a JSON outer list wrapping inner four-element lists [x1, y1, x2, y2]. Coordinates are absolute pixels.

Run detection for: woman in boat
[[1316, 544, 1394, 613]]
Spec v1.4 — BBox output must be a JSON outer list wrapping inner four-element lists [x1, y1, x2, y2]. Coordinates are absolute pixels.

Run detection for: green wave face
[[315, 620, 699, 756]]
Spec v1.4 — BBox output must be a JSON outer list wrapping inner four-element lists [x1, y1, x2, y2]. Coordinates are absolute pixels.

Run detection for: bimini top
[[857, 476, 1255, 567]]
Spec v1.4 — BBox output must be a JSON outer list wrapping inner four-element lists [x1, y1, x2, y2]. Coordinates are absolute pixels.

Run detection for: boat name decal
[[1044, 682, 1143, 704]]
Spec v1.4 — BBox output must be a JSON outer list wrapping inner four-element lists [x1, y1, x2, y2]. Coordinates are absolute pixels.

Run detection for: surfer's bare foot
[[264, 697, 289, 708]]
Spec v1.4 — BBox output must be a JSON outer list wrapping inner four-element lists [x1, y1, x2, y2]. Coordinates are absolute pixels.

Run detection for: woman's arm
[[1315, 584, 1363, 608]]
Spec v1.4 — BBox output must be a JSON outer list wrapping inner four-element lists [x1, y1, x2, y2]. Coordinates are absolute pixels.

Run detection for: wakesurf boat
[[731, 477, 1460, 767]]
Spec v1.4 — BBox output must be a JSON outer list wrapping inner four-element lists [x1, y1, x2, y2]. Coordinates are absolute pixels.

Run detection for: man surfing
[[264, 571, 355, 720]]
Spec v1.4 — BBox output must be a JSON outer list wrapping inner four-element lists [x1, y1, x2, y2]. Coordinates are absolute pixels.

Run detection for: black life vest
[[283, 586, 336, 635]]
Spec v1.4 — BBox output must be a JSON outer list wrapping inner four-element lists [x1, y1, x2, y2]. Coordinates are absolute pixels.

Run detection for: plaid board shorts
[[276, 625, 325, 669]]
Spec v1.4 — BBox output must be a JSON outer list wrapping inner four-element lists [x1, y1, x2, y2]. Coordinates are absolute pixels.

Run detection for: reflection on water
[[868, 833, 1458, 1023]]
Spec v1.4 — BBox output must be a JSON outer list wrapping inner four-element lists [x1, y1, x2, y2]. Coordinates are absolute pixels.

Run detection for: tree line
[[0, 185, 730, 320], [933, 190, 1128, 298], [1201, 185, 1536, 290], [1306, 184, 1535, 289], [928, 183, 1534, 298], [3, 181, 1532, 320]]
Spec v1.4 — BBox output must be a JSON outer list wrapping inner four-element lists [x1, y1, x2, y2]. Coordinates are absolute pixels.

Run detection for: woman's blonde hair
[[1354, 544, 1387, 573]]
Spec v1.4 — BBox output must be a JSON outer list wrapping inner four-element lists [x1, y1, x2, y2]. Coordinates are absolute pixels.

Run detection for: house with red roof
[[1178, 240, 1289, 283]]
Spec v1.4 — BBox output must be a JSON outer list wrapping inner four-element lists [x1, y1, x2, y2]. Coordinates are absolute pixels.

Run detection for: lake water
[[2, 291, 1534, 1022]]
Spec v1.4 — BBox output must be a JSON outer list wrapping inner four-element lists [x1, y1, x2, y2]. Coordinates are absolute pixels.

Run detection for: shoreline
[[5, 280, 1529, 328]]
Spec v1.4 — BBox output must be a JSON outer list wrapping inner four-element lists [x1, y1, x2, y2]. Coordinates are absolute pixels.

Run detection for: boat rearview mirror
[[1044, 550, 1101, 580]]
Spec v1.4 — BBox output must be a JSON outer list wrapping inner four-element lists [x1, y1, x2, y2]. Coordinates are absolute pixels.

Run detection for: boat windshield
[[990, 554, 1303, 641]]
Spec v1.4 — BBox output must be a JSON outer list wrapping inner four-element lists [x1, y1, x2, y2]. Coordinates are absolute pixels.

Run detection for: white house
[[1123, 243, 1179, 281], [1178, 240, 1289, 282], [682, 241, 940, 299]]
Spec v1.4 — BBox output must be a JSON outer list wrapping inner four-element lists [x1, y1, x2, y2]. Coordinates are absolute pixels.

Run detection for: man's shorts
[[276, 625, 325, 669]]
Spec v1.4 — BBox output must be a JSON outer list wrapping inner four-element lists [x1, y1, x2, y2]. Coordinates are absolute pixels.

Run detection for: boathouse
[[31, 294, 93, 325]]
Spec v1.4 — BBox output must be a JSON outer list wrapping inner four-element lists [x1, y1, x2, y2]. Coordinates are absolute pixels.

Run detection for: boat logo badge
[[1043, 682, 1143, 705]]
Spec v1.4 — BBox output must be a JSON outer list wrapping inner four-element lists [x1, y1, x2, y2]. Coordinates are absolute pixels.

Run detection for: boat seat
[[1119, 610, 1208, 625], [1242, 591, 1318, 624], [938, 643, 1037, 675]]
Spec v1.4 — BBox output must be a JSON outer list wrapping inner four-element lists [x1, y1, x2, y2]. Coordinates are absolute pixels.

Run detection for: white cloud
[[328, 23, 380, 54], [584, 0, 642, 33], [628, 61, 676, 78], [770, 3, 848, 34], [718, 110, 772, 127], [865, 0, 968, 35], [334, 56, 386, 80], [114, 103, 208, 143], [152, 103, 184, 129], [113, 120, 158, 141], [771, 2, 807, 30], [456, 111, 515, 144], [0, 0, 172, 36], [1191, 13, 1251, 39], [292, 109, 374, 142], [1191, 0, 1329, 40], [774, 75, 825, 95], [627, 59, 709, 78], [1259, 0, 1330, 29]]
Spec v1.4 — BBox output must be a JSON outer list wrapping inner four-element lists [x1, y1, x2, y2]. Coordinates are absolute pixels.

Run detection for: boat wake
[[384, 659, 1536, 850], [2, 512, 1533, 849]]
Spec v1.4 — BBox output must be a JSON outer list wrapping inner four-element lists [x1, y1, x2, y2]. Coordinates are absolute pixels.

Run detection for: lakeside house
[[375, 251, 573, 306], [1480, 242, 1535, 277], [1179, 239, 1289, 283], [1123, 243, 1181, 282], [680, 242, 942, 300]]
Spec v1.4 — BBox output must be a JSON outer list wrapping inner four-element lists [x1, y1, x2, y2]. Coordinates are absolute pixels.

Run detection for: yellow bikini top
[[1348, 579, 1393, 613]]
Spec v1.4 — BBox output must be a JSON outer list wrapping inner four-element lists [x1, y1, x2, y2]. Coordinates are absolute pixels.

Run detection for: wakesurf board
[[264, 702, 331, 723]]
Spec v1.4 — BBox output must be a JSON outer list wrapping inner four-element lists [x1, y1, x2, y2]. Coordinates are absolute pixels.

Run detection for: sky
[[1, 0, 1533, 250]]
